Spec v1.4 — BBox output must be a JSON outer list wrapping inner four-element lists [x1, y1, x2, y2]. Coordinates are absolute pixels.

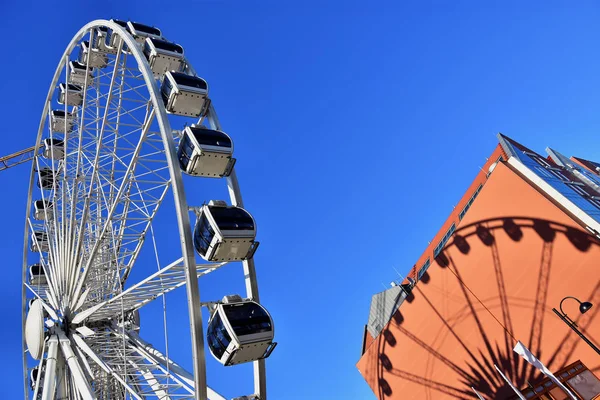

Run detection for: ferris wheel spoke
[[112, 330, 195, 398], [118, 175, 171, 281], [24, 284, 59, 322], [126, 359, 171, 399], [53, 57, 134, 306], [126, 331, 226, 400], [72, 257, 227, 324], [68, 38, 124, 244], [54, 34, 99, 308], [74, 341, 95, 380], [63, 44, 127, 303], [70, 109, 156, 307]]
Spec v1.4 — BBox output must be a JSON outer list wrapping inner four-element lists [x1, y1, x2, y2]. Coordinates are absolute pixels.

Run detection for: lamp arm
[[559, 296, 582, 316]]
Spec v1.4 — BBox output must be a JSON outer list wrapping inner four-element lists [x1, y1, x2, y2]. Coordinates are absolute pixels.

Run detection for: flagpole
[[470, 387, 485, 400], [493, 365, 526, 400]]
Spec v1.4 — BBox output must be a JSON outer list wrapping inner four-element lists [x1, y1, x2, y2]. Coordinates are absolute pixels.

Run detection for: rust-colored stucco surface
[[357, 162, 600, 399]]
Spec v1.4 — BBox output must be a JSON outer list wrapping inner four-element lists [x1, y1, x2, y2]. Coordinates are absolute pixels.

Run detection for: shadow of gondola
[[565, 227, 592, 251], [454, 234, 470, 254], [532, 219, 555, 243], [503, 218, 523, 242]]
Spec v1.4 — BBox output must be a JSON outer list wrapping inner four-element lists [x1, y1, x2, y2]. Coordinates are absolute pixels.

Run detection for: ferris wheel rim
[[21, 19, 208, 399]]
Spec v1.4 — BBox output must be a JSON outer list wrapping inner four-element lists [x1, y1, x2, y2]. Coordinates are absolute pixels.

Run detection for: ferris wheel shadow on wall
[[375, 216, 600, 399]]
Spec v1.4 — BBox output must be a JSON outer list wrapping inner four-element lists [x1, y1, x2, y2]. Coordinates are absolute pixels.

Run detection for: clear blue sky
[[2, 1, 600, 399]]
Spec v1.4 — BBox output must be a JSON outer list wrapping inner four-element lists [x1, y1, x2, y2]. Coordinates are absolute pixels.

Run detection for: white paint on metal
[[57, 330, 96, 400], [25, 299, 45, 360], [41, 335, 59, 400], [508, 157, 600, 233]]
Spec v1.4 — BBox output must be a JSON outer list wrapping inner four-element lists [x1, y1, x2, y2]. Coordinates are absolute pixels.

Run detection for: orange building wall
[[406, 144, 508, 283], [357, 161, 600, 400]]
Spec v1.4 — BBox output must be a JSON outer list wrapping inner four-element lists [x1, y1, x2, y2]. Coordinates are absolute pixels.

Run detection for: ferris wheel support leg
[[56, 353, 68, 400], [56, 331, 96, 400], [41, 335, 59, 400]]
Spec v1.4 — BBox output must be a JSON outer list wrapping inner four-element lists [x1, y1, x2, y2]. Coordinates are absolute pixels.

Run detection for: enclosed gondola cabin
[[69, 61, 94, 86], [29, 264, 47, 285], [127, 21, 162, 44], [207, 296, 276, 366], [30, 231, 49, 253], [43, 138, 64, 160], [33, 200, 53, 221], [78, 40, 109, 68], [37, 168, 57, 190], [193, 201, 259, 262], [161, 71, 208, 117], [58, 83, 83, 107], [178, 126, 235, 177], [143, 38, 184, 77], [50, 109, 75, 133]]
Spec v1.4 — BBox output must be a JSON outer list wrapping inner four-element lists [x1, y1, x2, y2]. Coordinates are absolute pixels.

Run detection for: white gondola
[[143, 37, 184, 77], [161, 71, 209, 117], [78, 40, 109, 68], [57, 83, 83, 107], [43, 138, 64, 160], [127, 21, 162, 43], [37, 167, 57, 190], [207, 295, 276, 366], [193, 201, 259, 261], [30, 231, 49, 253], [178, 126, 236, 177], [69, 61, 94, 86], [33, 200, 53, 221], [50, 109, 75, 133]]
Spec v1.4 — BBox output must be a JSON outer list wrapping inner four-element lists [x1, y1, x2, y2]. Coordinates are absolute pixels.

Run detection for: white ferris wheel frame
[[21, 19, 266, 400]]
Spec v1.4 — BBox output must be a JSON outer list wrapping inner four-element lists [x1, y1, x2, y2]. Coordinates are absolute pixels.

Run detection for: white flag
[[493, 364, 526, 400], [513, 341, 578, 400], [470, 386, 485, 400]]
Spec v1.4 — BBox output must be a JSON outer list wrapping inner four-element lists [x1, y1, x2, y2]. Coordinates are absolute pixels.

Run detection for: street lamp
[[552, 296, 599, 355]]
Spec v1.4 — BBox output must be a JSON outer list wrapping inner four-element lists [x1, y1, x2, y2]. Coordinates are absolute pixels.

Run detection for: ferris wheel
[[16, 19, 276, 400]]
